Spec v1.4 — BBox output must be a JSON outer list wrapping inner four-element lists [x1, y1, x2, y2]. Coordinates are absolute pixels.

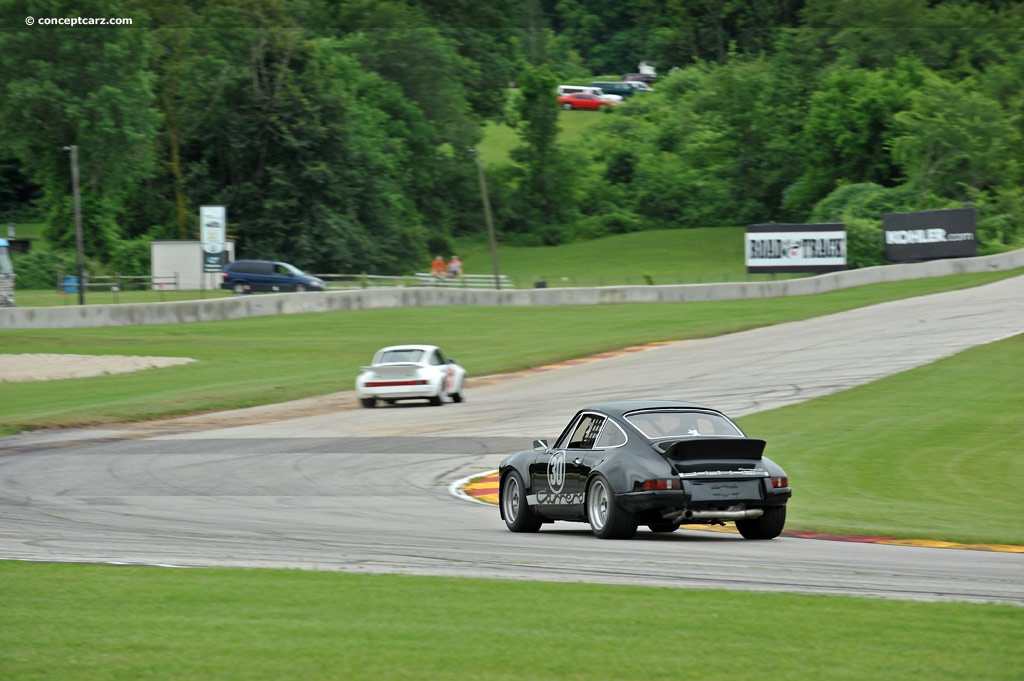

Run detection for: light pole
[[467, 148, 502, 290], [61, 145, 86, 305]]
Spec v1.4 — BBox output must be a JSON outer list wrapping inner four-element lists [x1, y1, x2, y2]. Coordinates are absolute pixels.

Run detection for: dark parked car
[[499, 400, 791, 539], [220, 259, 325, 294], [590, 81, 638, 98]]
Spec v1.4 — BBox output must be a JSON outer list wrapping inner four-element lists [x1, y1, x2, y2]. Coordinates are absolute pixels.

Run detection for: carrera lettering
[[536, 491, 584, 505]]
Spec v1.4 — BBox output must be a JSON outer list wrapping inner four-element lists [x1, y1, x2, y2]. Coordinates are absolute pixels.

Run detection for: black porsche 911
[[498, 400, 791, 540]]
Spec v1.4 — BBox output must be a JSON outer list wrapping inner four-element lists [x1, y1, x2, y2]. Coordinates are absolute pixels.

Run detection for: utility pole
[[467, 148, 502, 290], [62, 145, 86, 305]]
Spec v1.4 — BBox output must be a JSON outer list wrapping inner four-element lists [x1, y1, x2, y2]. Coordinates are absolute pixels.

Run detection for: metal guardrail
[[58, 273, 181, 292], [57, 273, 181, 302], [313, 272, 810, 290], [314, 273, 513, 290], [412, 273, 512, 289]]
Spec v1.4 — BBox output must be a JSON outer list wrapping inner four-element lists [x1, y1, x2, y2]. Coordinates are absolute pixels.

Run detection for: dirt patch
[[0, 354, 196, 382]]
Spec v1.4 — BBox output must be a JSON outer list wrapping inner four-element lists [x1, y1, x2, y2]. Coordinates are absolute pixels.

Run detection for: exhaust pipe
[[668, 509, 764, 522]]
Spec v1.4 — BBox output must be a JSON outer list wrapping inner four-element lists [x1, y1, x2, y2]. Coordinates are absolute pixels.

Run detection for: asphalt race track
[[1, 275, 1022, 604]]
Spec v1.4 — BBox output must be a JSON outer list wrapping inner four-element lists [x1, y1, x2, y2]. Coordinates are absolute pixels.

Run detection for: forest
[[1, 0, 1022, 285]]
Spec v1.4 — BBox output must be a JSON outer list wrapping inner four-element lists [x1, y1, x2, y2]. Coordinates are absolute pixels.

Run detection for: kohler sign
[[883, 208, 977, 262]]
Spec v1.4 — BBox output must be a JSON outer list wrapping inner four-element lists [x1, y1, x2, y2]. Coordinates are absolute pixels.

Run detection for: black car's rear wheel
[[736, 506, 786, 540], [648, 523, 680, 533], [586, 476, 637, 539], [501, 471, 542, 533]]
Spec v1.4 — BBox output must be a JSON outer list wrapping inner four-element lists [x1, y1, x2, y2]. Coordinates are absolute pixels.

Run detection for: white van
[[556, 85, 623, 103]]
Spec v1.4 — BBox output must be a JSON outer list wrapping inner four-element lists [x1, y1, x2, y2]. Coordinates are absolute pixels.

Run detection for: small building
[[151, 240, 236, 291]]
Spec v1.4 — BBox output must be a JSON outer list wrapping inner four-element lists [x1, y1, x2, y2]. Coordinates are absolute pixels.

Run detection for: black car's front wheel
[[500, 471, 542, 533], [736, 506, 786, 540], [586, 476, 637, 539]]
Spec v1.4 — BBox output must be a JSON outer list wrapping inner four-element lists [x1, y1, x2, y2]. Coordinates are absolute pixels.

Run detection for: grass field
[[2, 270, 1019, 435], [2, 562, 1021, 681], [457, 227, 765, 287], [740, 333, 1023, 546], [477, 106, 608, 167]]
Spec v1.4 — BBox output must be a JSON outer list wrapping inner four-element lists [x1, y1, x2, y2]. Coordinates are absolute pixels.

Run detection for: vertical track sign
[[200, 206, 227, 272]]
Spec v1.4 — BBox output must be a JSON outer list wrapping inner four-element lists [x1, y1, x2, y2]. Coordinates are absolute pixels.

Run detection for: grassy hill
[[456, 226, 760, 287], [467, 111, 762, 288], [476, 107, 609, 166]]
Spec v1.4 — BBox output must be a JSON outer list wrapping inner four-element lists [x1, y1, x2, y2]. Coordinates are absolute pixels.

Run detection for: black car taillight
[[641, 479, 681, 491]]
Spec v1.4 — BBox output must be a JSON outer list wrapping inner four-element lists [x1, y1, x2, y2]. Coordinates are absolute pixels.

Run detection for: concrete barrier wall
[[3, 248, 1022, 330]]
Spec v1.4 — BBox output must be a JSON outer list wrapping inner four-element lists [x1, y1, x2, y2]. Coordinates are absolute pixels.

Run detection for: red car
[[557, 93, 617, 111]]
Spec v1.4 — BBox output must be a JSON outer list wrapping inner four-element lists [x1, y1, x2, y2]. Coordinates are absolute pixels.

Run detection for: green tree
[[800, 0, 929, 67], [414, 0, 525, 120], [177, 21, 432, 273], [891, 72, 1022, 202], [333, 0, 480, 151], [0, 0, 160, 260], [503, 65, 579, 245], [639, 0, 803, 68], [544, 0, 644, 74], [136, 0, 232, 240], [588, 55, 804, 230], [784, 61, 924, 216]]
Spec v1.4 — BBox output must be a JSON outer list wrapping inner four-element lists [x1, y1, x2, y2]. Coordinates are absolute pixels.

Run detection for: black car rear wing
[[658, 437, 766, 461]]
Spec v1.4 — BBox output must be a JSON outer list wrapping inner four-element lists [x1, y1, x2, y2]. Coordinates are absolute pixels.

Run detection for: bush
[[107, 238, 151, 277], [845, 217, 885, 268], [9, 250, 76, 289]]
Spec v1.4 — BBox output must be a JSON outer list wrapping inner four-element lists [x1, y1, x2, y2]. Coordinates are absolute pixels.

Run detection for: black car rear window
[[626, 410, 743, 438]]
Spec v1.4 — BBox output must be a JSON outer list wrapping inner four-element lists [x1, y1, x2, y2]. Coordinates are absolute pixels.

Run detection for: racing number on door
[[547, 451, 566, 493]]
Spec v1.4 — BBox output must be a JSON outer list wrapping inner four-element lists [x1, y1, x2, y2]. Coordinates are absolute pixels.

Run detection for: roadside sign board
[[200, 205, 227, 272], [883, 208, 977, 262], [746, 223, 847, 274]]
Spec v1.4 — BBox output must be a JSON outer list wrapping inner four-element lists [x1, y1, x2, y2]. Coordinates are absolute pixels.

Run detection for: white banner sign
[[199, 205, 226, 272], [745, 224, 846, 273]]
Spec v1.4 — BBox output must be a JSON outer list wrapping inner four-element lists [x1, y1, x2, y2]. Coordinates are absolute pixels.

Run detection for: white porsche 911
[[355, 344, 466, 408]]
